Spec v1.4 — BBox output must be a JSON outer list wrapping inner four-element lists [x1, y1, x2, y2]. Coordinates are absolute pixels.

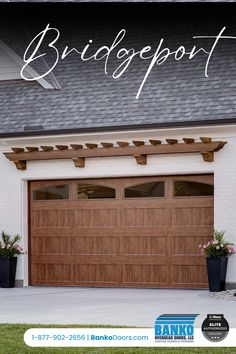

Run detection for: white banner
[[24, 328, 236, 347]]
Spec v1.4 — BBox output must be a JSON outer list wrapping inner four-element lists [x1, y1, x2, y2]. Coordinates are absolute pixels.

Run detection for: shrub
[[0, 231, 23, 257], [199, 229, 235, 257]]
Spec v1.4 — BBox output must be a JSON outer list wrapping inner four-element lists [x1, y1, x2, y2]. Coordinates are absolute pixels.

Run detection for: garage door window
[[174, 181, 214, 197], [124, 181, 165, 198], [77, 184, 116, 199], [33, 184, 69, 200]]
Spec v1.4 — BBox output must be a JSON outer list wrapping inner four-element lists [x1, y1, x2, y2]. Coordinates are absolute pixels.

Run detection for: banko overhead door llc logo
[[155, 314, 199, 343]]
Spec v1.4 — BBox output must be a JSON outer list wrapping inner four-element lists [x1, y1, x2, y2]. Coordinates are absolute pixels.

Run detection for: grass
[[0, 324, 234, 354]]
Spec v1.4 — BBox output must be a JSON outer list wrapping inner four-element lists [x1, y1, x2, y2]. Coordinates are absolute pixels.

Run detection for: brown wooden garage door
[[29, 175, 213, 288]]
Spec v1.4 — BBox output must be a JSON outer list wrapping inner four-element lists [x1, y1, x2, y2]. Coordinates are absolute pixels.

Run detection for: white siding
[[0, 124, 236, 286]]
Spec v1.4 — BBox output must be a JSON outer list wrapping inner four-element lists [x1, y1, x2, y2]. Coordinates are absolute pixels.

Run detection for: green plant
[[199, 229, 235, 257], [0, 231, 23, 257]]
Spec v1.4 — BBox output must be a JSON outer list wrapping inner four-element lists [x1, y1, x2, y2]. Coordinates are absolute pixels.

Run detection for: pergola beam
[[4, 139, 227, 170]]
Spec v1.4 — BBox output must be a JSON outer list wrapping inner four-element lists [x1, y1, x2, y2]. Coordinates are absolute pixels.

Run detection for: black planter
[[206, 257, 228, 292], [0, 257, 17, 288]]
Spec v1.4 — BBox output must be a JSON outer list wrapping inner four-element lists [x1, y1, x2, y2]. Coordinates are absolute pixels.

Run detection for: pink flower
[[2, 243, 6, 249], [226, 245, 235, 254], [212, 240, 218, 245], [6, 244, 10, 249]]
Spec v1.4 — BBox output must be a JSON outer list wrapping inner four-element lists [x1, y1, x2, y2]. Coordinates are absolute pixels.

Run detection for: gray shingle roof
[[0, 4, 236, 136]]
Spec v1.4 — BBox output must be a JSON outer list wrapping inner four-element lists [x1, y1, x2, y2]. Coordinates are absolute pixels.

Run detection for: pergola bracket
[[72, 157, 85, 168], [13, 160, 26, 170], [201, 151, 214, 162], [134, 154, 147, 165]]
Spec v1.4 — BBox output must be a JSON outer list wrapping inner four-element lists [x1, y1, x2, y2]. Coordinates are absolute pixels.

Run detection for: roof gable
[[0, 40, 56, 89], [0, 43, 22, 81]]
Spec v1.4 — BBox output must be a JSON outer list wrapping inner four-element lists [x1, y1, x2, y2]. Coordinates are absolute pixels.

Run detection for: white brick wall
[[0, 124, 235, 286]]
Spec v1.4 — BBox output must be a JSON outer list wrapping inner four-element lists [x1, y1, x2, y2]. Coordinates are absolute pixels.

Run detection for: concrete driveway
[[0, 287, 235, 328]]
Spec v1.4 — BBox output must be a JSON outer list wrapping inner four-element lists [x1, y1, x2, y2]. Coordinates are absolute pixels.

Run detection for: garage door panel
[[172, 236, 211, 255], [75, 237, 119, 255], [171, 265, 208, 286], [124, 236, 167, 255], [31, 263, 73, 283], [32, 210, 75, 228], [121, 209, 170, 227], [171, 207, 213, 226], [51, 264, 73, 282], [76, 209, 118, 227], [31, 264, 51, 282], [75, 264, 120, 283], [31, 237, 72, 255], [123, 265, 170, 284]]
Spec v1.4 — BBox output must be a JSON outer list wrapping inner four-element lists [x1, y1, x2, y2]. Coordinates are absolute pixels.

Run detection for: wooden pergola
[[4, 137, 227, 170]]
